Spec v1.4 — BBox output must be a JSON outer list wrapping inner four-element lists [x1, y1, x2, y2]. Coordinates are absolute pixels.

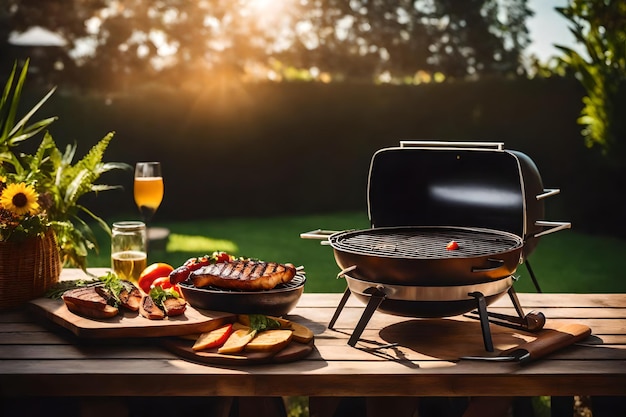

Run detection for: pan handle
[[471, 258, 505, 273], [534, 221, 572, 238]]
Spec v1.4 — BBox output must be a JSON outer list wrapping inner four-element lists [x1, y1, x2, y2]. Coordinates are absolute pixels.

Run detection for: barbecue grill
[[302, 141, 570, 351]]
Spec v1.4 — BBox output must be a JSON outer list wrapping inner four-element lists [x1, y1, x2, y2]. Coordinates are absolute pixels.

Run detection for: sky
[[10, 0, 579, 64], [525, 0, 576, 61]]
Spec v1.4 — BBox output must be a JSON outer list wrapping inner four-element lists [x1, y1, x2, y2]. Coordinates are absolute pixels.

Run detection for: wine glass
[[134, 162, 164, 224]]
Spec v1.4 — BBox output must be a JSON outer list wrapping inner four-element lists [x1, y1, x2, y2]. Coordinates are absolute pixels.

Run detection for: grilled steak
[[191, 260, 296, 291], [62, 286, 119, 319]]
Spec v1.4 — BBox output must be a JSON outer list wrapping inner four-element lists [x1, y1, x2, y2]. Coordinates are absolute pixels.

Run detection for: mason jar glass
[[111, 221, 147, 283]]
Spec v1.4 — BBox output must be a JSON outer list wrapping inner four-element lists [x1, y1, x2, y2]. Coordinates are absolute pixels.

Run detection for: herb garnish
[[148, 286, 181, 310], [248, 314, 281, 332], [45, 271, 127, 307]]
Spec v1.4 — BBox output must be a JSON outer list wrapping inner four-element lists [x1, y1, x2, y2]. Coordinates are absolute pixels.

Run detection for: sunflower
[[0, 183, 40, 216]]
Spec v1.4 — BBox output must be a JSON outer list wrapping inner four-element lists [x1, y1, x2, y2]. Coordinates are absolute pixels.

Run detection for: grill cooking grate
[[331, 227, 522, 259]]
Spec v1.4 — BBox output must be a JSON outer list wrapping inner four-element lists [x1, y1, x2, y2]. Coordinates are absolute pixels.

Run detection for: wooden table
[[1, 269, 625, 415]]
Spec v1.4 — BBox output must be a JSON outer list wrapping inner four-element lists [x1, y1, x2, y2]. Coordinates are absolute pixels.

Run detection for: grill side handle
[[300, 229, 339, 245], [534, 221, 572, 238], [533, 188, 572, 237], [536, 188, 561, 200]]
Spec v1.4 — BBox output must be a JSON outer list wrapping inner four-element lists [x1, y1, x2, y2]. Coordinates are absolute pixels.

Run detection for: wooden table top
[[1, 269, 625, 398]]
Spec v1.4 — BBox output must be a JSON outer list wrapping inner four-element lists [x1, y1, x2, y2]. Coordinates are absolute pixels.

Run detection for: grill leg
[[348, 287, 386, 347], [525, 259, 542, 293], [329, 286, 352, 330], [508, 286, 526, 319], [469, 291, 494, 352]]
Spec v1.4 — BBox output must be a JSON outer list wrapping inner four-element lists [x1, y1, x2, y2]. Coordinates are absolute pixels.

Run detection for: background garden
[[6, 0, 626, 296], [38, 76, 622, 294]]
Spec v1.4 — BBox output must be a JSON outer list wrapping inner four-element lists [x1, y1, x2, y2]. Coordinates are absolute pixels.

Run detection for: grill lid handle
[[400, 141, 504, 150]]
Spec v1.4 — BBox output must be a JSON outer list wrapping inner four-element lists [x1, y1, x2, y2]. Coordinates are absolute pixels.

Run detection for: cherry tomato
[[138, 263, 174, 294], [184, 256, 211, 271], [151, 276, 181, 294], [151, 276, 173, 289], [446, 240, 460, 250], [214, 251, 232, 263]]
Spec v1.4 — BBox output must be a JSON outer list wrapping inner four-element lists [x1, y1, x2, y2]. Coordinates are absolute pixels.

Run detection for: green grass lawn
[[87, 211, 626, 293]]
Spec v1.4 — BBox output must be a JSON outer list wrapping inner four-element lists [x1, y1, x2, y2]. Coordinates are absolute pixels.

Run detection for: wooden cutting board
[[29, 297, 236, 339], [29, 297, 316, 365], [161, 337, 314, 366]]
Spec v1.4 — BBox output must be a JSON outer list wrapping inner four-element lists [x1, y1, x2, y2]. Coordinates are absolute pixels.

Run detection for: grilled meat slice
[[139, 294, 165, 320], [118, 281, 142, 311], [94, 280, 142, 312], [163, 297, 187, 316], [191, 260, 296, 291], [62, 286, 119, 319]]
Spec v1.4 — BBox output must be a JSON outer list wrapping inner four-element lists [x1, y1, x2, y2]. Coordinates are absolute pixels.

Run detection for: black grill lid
[[367, 142, 542, 241]]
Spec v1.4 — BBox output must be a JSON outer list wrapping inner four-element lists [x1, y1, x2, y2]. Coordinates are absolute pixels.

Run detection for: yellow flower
[[0, 183, 40, 216]]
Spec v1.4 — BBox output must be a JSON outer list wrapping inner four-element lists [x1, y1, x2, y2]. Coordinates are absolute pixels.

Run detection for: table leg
[[237, 396, 287, 417]]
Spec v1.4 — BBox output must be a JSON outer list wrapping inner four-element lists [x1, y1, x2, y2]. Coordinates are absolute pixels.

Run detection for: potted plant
[[0, 59, 130, 309]]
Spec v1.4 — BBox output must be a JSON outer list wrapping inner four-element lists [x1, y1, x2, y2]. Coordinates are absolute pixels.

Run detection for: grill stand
[[328, 285, 545, 352]]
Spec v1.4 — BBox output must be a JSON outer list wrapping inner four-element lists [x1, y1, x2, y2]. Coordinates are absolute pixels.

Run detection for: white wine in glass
[[134, 162, 164, 223]]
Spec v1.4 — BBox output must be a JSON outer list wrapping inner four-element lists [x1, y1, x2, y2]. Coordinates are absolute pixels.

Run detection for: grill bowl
[[179, 274, 306, 316], [329, 226, 523, 286], [344, 274, 513, 318]]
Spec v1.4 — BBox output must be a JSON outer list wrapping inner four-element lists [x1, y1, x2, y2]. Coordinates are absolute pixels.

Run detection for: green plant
[[556, 0, 626, 166], [0, 59, 131, 269]]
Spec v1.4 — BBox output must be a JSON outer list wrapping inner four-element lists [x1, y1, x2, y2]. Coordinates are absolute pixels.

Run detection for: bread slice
[[191, 260, 296, 291], [245, 329, 293, 352]]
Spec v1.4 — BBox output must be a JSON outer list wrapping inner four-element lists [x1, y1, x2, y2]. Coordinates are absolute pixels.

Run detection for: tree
[[556, 0, 626, 168], [2, 0, 534, 89]]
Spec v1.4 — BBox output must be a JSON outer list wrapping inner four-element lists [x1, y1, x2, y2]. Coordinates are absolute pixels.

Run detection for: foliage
[[555, 0, 626, 167], [0, 60, 131, 269], [3, 0, 533, 89]]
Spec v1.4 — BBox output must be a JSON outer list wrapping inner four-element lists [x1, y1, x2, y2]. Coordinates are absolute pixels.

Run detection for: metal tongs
[[460, 323, 591, 364]]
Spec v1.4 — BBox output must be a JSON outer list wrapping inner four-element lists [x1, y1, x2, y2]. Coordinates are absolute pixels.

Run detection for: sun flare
[[248, 0, 278, 14]]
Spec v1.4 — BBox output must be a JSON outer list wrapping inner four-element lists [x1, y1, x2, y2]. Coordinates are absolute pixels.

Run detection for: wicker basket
[[0, 230, 62, 310]]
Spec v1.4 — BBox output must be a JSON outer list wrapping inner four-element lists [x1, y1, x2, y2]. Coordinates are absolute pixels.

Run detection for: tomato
[[214, 251, 232, 263], [184, 256, 211, 271], [151, 276, 173, 290], [138, 262, 174, 293], [446, 240, 460, 251], [151, 276, 181, 294]]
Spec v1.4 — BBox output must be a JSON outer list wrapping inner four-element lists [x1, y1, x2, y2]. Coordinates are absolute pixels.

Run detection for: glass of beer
[[111, 221, 147, 283], [134, 162, 164, 223]]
